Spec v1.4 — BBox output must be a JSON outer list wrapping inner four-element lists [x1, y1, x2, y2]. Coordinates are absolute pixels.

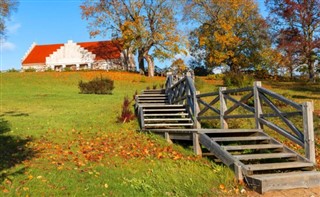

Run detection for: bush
[[223, 72, 254, 88], [7, 68, 19, 72], [79, 77, 114, 94], [24, 68, 36, 72]]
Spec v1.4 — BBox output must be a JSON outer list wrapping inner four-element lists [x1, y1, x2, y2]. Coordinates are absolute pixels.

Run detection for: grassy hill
[[0, 71, 319, 196], [0, 71, 240, 196]]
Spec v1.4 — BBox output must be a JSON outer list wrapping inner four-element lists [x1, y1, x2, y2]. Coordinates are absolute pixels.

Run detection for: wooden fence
[[165, 73, 315, 163]]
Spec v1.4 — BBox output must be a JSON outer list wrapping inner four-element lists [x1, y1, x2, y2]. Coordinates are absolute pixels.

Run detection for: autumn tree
[[184, 0, 270, 74], [81, 0, 184, 77], [265, 0, 320, 80], [170, 58, 187, 75], [0, 0, 18, 35]]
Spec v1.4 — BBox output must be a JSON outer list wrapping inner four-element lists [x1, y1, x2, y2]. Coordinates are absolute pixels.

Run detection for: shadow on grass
[[0, 111, 29, 117], [0, 118, 36, 183]]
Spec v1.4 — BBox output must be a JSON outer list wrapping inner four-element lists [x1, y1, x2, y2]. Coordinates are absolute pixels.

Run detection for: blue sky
[[0, 0, 267, 71]]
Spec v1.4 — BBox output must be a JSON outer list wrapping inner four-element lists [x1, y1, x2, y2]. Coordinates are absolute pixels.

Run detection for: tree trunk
[[144, 53, 154, 77], [122, 48, 135, 71], [308, 61, 315, 82], [138, 49, 145, 75]]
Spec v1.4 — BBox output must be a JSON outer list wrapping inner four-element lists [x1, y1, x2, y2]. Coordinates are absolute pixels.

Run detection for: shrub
[[7, 68, 19, 72], [117, 96, 135, 123], [152, 84, 157, 90], [223, 72, 254, 88], [24, 68, 36, 72], [79, 77, 114, 94], [45, 68, 54, 72]]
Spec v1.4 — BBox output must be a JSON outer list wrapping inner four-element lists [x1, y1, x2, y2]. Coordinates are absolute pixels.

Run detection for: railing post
[[253, 81, 263, 129], [302, 102, 315, 163], [219, 87, 228, 129], [165, 72, 173, 104]]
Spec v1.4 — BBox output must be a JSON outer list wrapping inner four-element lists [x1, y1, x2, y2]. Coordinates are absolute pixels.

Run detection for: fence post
[[253, 81, 263, 129], [166, 72, 173, 104], [302, 102, 315, 163], [219, 87, 228, 129]]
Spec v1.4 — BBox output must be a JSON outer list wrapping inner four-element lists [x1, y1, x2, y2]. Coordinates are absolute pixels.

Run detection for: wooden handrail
[[190, 81, 315, 163]]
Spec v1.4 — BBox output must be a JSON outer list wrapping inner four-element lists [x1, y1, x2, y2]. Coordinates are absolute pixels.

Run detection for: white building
[[21, 40, 135, 72]]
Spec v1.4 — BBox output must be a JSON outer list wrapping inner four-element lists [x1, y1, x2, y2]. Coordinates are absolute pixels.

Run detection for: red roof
[[22, 40, 122, 65], [22, 44, 63, 64]]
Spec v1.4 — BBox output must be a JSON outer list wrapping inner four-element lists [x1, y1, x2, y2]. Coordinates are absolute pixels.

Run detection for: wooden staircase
[[199, 129, 320, 193], [136, 79, 320, 194], [136, 89, 194, 130]]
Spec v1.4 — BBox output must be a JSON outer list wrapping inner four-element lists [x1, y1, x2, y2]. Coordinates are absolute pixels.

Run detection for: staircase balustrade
[[164, 73, 315, 163]]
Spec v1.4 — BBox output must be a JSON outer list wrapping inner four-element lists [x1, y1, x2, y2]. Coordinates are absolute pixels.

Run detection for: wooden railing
[[195, 81, 315, 163], [165, 72, 200, 128], [165, 73, 315, 163]]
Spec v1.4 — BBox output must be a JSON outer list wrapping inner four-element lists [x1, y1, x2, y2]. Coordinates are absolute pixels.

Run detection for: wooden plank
[[246, 171, 320, 193], [197, 96, 220, 116], [138, 100, 167, 103], [257, 87, 302, 110], [193, 133, 202, 155], [198, 129, 263, 134], [222, 87, 253, 94], [146, 128, 199, 133], [302, 102, 316, 163], [224, 92, 253, 115], [212, 136, 270, 142], [199, 133, 241, 167], [141, 104, 185, 108], [233, 153, 296, 160], [258, 118, 304, 147], [197, 91, 219, 98], [144, 113, 189, 116], [143, 109, 186, 112], [261, 111, 301, 118], [144, 118, 191, 122], [224, 94, 255, 113], [145, 123, 194, 127], [222, 144, 283, 151], [259, 93, 303, 140], [220, 87, 228, 129], [246, 162, 313, 171]]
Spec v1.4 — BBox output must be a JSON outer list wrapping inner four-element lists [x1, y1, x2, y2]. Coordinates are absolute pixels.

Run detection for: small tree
[[118, 96, 135, 123]]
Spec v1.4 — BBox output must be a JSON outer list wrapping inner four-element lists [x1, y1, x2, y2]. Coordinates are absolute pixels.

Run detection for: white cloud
[[0, 39, 16, 51], [7, 23, 21, 34]]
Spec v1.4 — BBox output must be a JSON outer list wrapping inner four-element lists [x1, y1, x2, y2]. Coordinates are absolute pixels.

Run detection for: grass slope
[[0, 72, 241, 196]]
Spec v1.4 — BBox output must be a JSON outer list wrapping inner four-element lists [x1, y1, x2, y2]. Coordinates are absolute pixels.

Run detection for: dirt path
[[247, 186, 320, 197]]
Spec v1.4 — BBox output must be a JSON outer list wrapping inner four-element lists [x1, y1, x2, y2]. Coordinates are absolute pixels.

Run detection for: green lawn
[[0, 72, 241, 196]]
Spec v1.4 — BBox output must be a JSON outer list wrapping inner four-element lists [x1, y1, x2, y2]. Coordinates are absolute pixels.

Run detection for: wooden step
[[144, 118, 192, 122], [246, 162, 314, 171], [199, 129, 263, 134], [212, 136, 270, 142], [143, 108, 186, 112], [222, 144, 283, 151], [138, 97, 167, 100], [138, 94, 166, 97], [145, 123, 194, 127], [233, 153, 297, 160], [142, 104, 185, 108], [138, 100, 167, 103], [246, 171, 320, 193], [144, 113, 189, 117]]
